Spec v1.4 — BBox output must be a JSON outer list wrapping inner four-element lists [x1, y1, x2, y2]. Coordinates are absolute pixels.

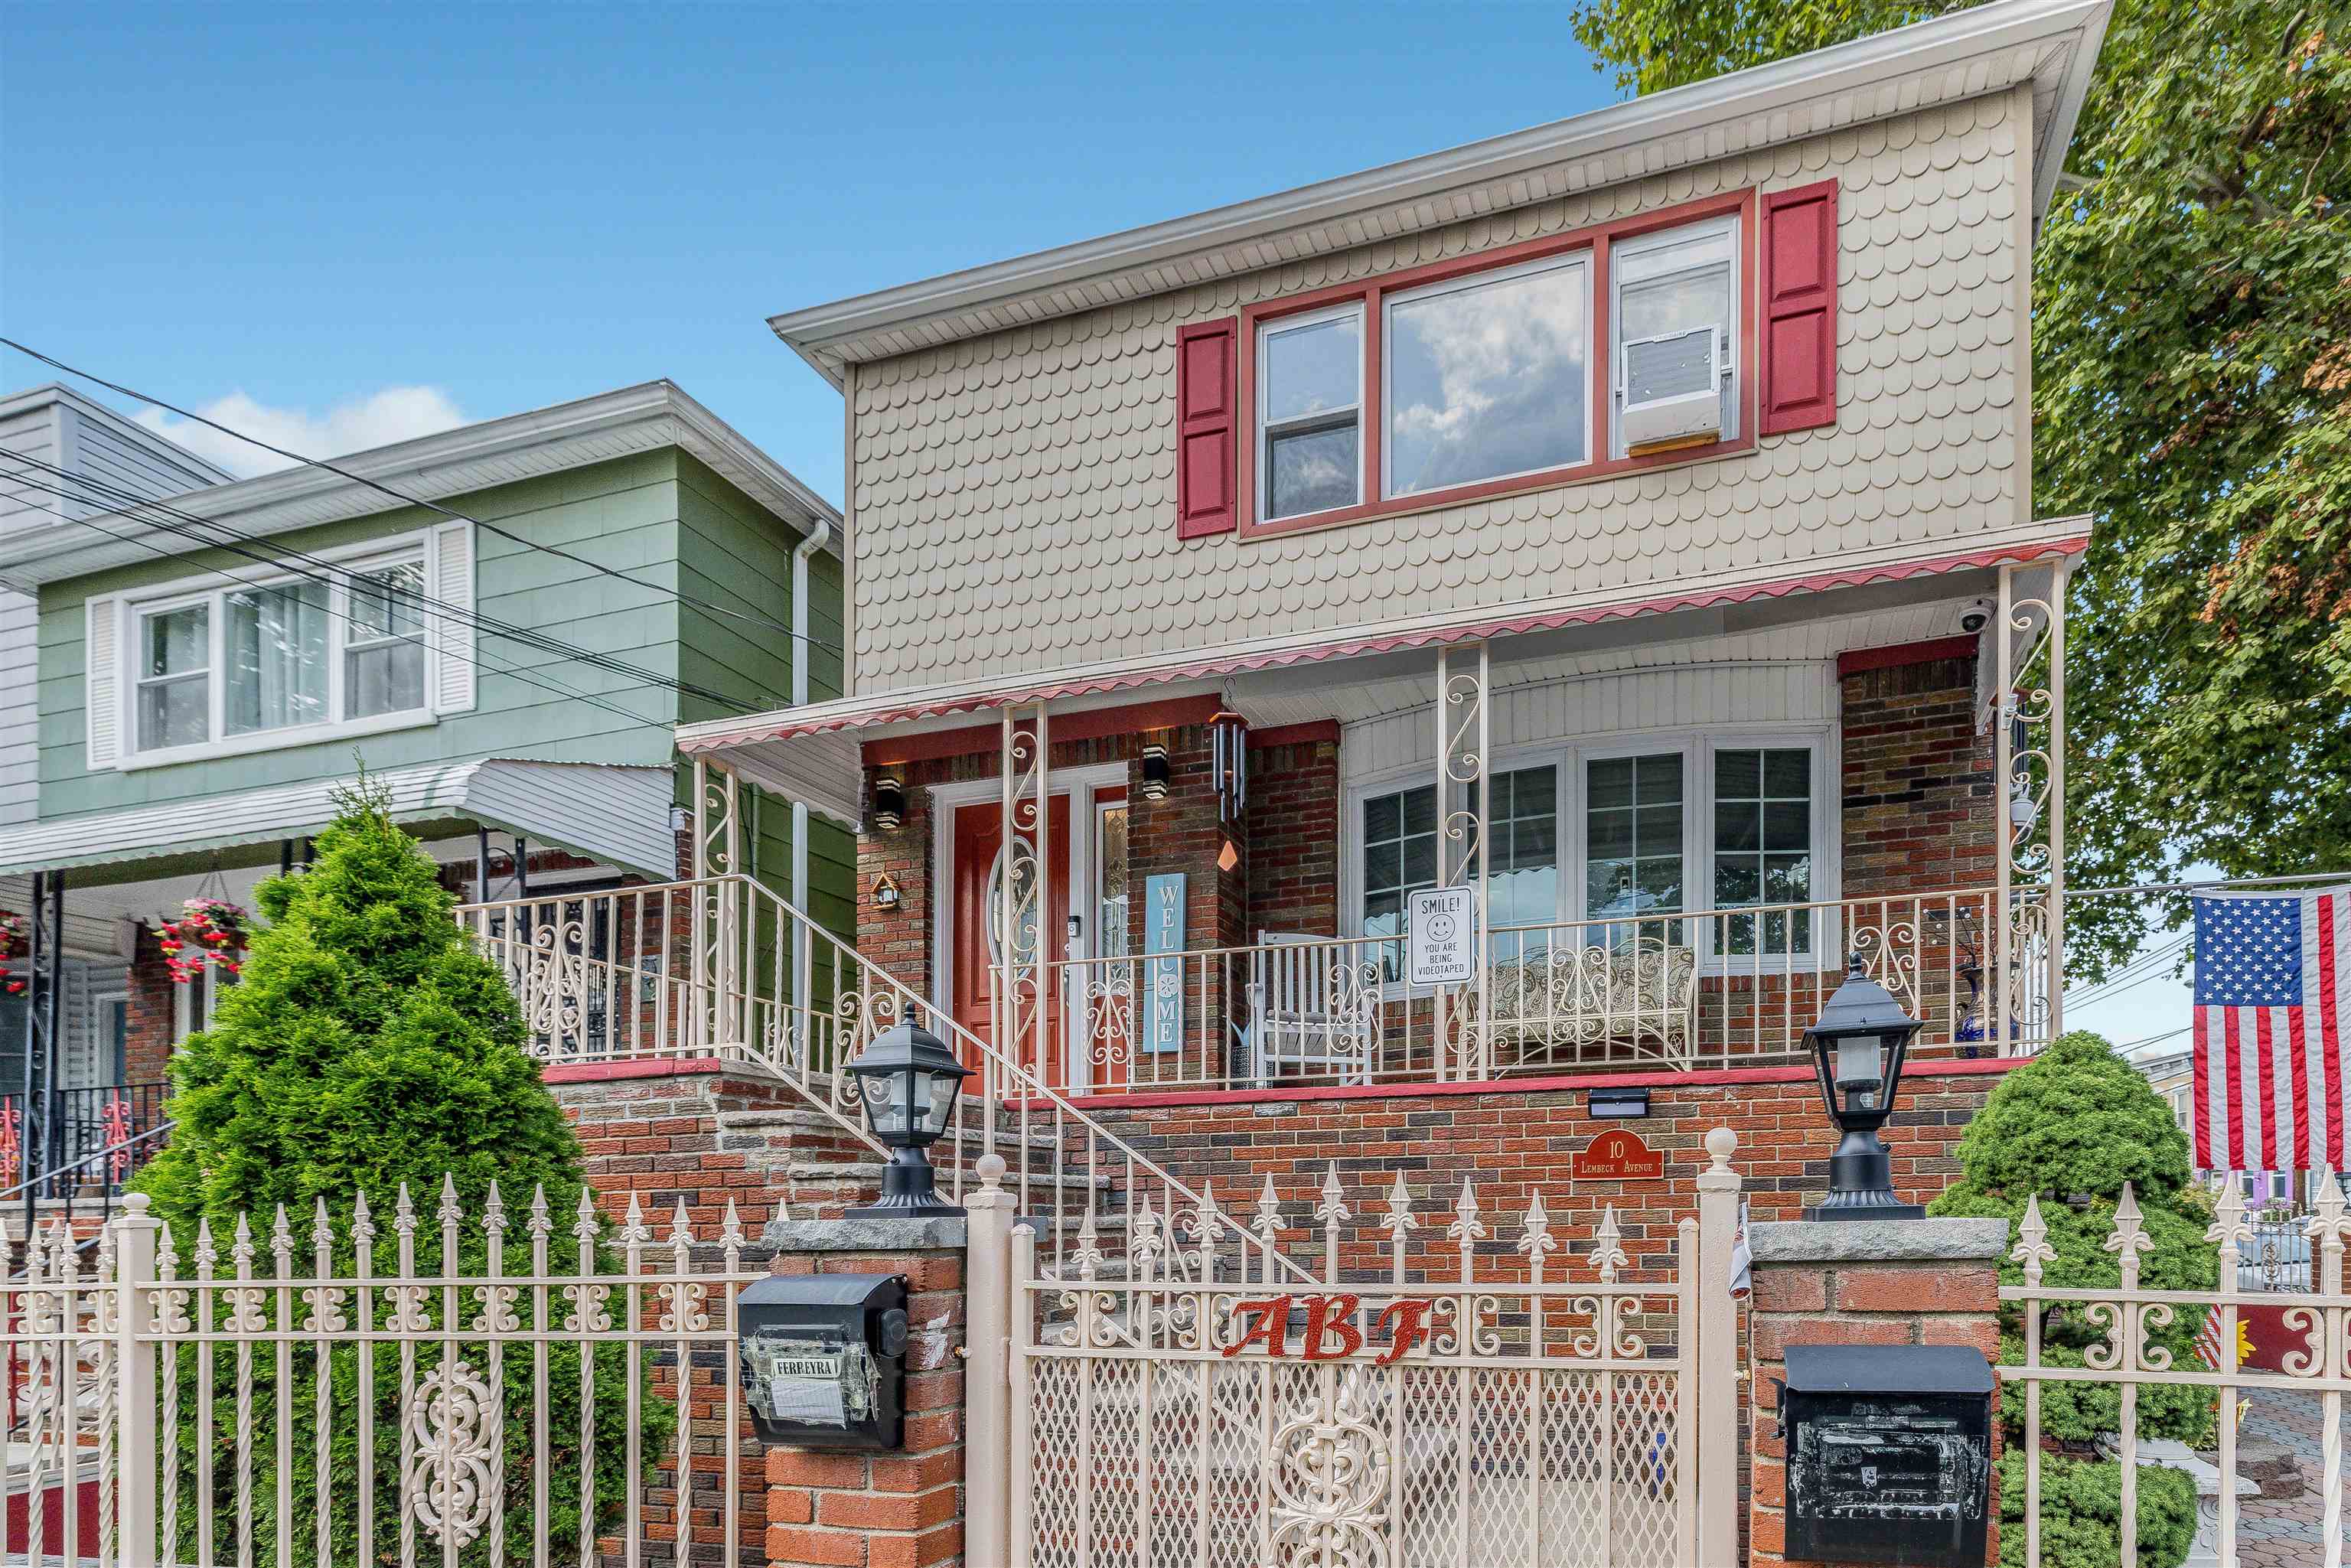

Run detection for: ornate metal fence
[[2003, 1173, 2351, 1568], [987, 1133, 1745, 1568], [5, 1182, 766, 1568]]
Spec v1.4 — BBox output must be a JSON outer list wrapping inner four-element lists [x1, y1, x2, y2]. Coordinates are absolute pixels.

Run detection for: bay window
[[1244, 194, 1750, 533], [114, 541, 437, 764], [1351, 733, 1828, 973]]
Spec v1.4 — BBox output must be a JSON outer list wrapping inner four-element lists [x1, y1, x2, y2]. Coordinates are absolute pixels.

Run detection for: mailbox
[[738, 1273, 910, 1450], [1780, 1344, 1994, 1568]]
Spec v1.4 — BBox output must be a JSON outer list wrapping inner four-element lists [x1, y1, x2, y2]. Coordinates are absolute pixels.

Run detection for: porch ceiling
[[0, 758, 680, 883]]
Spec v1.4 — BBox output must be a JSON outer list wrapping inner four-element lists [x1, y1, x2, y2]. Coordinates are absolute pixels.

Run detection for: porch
[[0, 757, 690, 1214], [670, 553, 2074, 1104]]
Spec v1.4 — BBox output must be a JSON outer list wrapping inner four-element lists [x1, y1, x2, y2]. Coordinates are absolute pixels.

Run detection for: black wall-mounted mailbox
[[738, 1273, 910, 1451], [1781, 1343, 1994, 1568]]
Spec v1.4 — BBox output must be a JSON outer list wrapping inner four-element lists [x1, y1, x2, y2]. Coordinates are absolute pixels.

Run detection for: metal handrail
[[0, 1120, 174, 1208]]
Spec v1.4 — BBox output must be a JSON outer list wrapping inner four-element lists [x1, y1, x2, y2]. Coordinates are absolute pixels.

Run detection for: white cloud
[[133, 386, 468, 479]]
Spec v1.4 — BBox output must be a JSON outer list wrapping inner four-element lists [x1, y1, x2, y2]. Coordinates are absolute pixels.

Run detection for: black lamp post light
[[1804, 954, 1926, 1221], [843, 1022, 974, 1218]]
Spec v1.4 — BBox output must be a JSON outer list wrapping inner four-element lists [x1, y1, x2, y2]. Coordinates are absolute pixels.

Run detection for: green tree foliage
[[135, 787, 672, 1564], [1926, 1033, 2219, 1568], [1570, 0, 2351, 973]]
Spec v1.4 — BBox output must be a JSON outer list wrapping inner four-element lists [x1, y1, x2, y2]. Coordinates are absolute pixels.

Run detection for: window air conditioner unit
[[1620, 324, 1725, 454]]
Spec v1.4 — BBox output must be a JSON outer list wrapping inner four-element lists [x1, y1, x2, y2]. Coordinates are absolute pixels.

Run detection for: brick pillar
[[122, 923, 177, 1088], [1746, 1217, 2008, 1567], [1127, 722, 1248, 1076], [760, 1214, 967, 1568]]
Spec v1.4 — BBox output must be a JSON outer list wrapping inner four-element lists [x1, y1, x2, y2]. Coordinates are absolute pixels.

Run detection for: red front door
[[951, 797, 1071, 1086]]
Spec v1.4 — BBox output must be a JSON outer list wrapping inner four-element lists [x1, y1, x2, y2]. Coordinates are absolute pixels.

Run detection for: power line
[[0, 454, 767, 715], [0, 469, 680, 739], [0, 337, 844, 658]]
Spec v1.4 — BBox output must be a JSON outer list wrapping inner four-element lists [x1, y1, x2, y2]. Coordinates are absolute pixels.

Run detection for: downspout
[[789, 510, 833, 1022]]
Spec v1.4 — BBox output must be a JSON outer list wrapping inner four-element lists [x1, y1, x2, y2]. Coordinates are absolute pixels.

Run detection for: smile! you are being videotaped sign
[[1407, 886, 1476, 987]]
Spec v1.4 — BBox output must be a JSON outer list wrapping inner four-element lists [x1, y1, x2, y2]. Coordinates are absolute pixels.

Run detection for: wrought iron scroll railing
[[455, 875, 1321, 1283], [1040, 884, 2048, 1096]]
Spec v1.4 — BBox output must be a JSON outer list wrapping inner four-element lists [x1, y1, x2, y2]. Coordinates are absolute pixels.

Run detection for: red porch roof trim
[[680, 530, 2089, 753], [1248, 719, 1341, 749], [860, 693, 1226, 768], [542, 1057, 729, 1084], [1012, 1053, 2024, 1113], [1836, 634, 1981, 676]]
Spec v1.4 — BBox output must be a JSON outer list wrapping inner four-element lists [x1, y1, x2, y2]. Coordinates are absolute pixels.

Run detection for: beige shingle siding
[[849, 90, 2027, 696]]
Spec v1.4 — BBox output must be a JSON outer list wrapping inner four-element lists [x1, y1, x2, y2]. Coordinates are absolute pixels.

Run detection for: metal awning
[[0, 758, 680, 880]]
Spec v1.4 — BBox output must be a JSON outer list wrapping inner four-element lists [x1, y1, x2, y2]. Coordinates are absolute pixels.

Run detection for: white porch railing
[[1041, 884, 2048, 1096], [454, 874, 1325, 1284]]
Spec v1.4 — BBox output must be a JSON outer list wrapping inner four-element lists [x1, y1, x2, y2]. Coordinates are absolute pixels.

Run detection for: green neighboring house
[[0, 380, 848, 1195]]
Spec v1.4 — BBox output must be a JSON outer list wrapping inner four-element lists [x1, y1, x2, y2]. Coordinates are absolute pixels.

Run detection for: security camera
[[1958, 601, 1992, 634]]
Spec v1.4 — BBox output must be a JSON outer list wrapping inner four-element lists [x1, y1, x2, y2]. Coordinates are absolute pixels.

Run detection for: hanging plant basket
[[157, 897, 253, 985], [0, 909, 24, 996]]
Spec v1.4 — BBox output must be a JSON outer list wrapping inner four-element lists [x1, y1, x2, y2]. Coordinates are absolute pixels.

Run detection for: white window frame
[[173, 961, 235, 1043], [1341, 725, 1837, 986], [100, 530, 445, 771], [1256, 300, 1366, 524], [1381, 251, 1595, 500], [1609, 213, 1741, 459]]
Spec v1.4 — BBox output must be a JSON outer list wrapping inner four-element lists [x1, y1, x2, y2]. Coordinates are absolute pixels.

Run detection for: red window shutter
[[1759, 180, 1840, 435], [1176, 319, 1237, 538]]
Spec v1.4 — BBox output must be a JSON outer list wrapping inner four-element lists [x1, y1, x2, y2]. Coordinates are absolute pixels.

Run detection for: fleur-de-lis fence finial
[[2012, 1194, 2056, 1286], [1590, 1205, 1629, 1284], [1518, 1191, 1559, 1278]]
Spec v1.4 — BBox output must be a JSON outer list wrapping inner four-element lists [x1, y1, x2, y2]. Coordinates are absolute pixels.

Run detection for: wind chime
[[155, 859, 254, 986], [1209, 711, 1247, 872]]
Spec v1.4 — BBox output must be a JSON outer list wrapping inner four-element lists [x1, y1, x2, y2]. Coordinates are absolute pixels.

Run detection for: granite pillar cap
[[763, 1214, 967, 1252], [1749, 1217, 2007, 1264]]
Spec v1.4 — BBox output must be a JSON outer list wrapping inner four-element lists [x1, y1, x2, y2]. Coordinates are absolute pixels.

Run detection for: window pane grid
[[1713, 746, 1812, 956]]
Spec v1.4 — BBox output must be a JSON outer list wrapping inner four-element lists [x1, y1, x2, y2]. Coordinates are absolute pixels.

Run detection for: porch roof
[[677, 519, 2087, 791], [0, 758, 679, 881]]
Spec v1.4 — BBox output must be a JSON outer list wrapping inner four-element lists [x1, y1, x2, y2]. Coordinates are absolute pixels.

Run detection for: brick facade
[[1244, 733, 1342, 940], [1064, 1060, 2013, 1278], [1837, 646, 1995, 900]]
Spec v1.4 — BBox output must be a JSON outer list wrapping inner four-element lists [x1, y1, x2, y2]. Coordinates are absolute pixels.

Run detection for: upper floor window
[[1384, 255, 1590, 499], [121, 545, 433, 764], [1611, 215, 1739, 457], [1258, 305, 1363, 523], [1244, 195, 1754, 533]]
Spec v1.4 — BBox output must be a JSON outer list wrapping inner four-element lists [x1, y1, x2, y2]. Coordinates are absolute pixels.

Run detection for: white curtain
[[226, 582, 328, 735]]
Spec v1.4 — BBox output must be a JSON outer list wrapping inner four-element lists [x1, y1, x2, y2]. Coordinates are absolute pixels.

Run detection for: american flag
[[2192, 888, 2351, 1171], [2192, 1303, 2229, 1371]]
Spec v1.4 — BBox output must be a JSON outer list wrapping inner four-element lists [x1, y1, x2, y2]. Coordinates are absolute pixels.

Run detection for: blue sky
[[1, 1, 2198, 1045], [2, 1, 1631, 497]]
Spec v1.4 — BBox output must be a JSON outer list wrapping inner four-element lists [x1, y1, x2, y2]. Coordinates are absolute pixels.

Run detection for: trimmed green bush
[[1930, 1029, 2218, 1568], [135, 787, 671, 1564]]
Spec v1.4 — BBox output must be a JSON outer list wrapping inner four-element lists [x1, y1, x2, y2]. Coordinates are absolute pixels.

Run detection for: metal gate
[[976, 1132, 1745, 1568]]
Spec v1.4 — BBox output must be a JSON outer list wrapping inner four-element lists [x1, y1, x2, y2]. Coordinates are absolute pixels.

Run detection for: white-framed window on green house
[[1348, 732, 1831, 973], [344, 559, 428, 719], [96, 529, 461, 771]]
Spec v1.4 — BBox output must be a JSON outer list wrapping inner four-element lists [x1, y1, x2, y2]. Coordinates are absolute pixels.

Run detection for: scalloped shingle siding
[[849, 90, 2026, 696]]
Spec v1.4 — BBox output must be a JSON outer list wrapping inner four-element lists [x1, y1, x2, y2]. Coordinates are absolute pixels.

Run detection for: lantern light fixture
[[843, 1023, 973, 1218], [1803, 954, 1926, 1221], [1139, 744, 1171, 802], [871, 775, 907, 833]]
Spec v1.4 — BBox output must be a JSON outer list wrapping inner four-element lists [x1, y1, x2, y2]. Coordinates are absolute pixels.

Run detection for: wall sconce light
[[871, 775, 906, 833], [1139, 744, 1170, 802], [871, 872, 902, 911], [1589, 1087, 1651, 1120]]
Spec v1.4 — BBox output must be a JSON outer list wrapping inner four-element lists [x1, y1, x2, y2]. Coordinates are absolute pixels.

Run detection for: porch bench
[[1462, 940, 1699, 1066]]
